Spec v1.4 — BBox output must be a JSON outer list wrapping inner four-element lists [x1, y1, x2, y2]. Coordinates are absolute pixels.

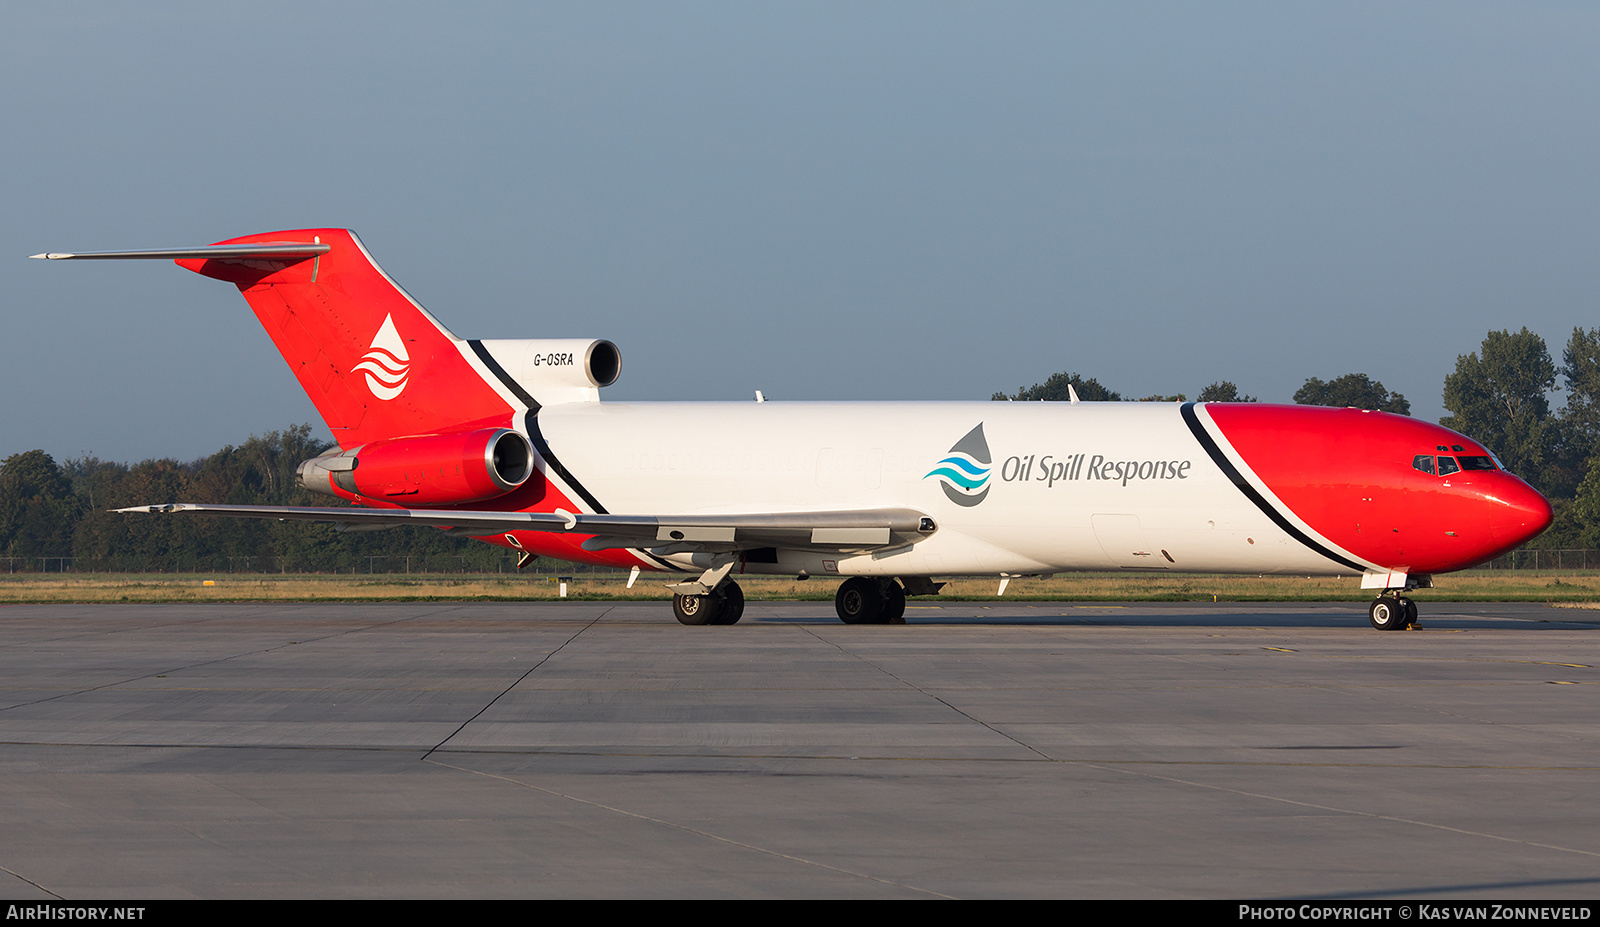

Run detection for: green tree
[[1559, 327, 1600, 454], [1563, 466, 1600, 548], [1294, 374, 1409, 415], [66, 456, 131, 568], [56, 425, 533, 573], [993, 372, 1120, 402], [1562, 327, 1600, 414], [1441, 328, 1555, 487], [1533, 327, 1600, 520], [0, 450, 76, 562], [1197, 381, 1257, 403]]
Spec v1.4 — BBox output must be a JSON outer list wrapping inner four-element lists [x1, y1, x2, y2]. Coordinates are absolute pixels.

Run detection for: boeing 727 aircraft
[[33, 229, 1553, 629]]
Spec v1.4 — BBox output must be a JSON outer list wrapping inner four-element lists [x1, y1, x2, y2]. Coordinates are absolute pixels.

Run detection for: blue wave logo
[[926, 455, 991, 490], [925, 424, 992, 507]]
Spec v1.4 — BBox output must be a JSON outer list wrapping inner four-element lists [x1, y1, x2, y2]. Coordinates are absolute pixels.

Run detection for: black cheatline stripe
[[467, 340, 540, 412], [524, 411, 606, 513], [465, 339, 709, 573], [522, 412, 680, 572], [463, 341, 590, 511], [1180, 402, 1369, 573]]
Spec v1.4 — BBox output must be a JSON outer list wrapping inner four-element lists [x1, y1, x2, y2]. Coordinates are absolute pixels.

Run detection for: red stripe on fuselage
[[1204, 404, 1552, 573], [431, 447, 651, 570]]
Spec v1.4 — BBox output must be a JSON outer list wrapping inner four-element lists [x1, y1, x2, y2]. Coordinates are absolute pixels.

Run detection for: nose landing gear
[[1368, 594, 1418, 631]]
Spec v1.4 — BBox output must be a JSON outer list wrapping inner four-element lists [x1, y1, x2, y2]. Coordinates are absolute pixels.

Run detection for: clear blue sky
[[5, 2, 1599, 462]]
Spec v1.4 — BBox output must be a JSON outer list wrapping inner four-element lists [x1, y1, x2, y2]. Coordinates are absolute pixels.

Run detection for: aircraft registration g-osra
[[34, 229, 1554, 630]]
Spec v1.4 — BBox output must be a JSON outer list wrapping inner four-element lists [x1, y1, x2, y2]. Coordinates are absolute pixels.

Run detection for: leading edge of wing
[[30, 243, 331, 261], [115, 503, 935, 554]]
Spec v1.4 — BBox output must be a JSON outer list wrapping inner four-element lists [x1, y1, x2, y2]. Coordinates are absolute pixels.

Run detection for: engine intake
[[474, 338, 621, 404], [298, 427, 535, 506]]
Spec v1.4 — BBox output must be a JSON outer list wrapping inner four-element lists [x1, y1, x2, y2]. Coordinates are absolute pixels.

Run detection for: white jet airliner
[[33, 229, 1553, 629]]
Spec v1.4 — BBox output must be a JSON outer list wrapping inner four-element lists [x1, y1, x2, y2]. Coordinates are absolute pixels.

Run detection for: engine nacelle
[[297, 427, 535, 506], [474, 339, 620, 404]]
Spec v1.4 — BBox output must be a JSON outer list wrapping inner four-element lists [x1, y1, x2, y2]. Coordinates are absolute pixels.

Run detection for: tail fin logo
[[924, 423, 992, 507], [353, 314, 410, 401]]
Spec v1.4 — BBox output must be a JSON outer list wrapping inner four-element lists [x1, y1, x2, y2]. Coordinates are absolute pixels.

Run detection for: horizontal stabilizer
[[30, 243, 330, 261]]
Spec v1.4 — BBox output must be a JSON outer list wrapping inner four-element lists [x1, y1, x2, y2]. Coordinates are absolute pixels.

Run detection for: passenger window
[[1438, 456, 1461, 475], [1412, 455, 1435, 475], [1459, 456, 1498, 471]]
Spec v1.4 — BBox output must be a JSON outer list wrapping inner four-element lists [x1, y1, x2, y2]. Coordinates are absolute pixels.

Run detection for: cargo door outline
[[1091, 513, 1166, 570]]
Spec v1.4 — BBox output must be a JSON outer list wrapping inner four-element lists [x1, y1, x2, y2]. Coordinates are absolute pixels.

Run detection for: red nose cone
[[1202, 404, 1556, 573], [1489, 476, 1554, 552]]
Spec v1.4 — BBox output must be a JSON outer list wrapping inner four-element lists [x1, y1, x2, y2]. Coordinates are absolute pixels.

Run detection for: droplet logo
[[354, 314, 410, 401], [925, 423, 992, 506]]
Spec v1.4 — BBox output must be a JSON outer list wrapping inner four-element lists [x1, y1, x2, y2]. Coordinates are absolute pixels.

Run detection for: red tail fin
[[178, 229, 515, 447]]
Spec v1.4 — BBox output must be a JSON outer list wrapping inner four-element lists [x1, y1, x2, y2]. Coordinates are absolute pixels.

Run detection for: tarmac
[[0, 599, 1598, 898]]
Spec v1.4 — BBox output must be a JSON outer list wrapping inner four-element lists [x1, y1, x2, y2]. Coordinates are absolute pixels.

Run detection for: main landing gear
[[669, 573, 912, 626], [834, 577, 907, 625], [1368, 594, 1418, 631], [673, 580, 745, 626]]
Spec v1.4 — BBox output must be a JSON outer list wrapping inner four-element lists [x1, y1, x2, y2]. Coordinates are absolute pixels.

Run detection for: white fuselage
[[537, 400, 1347, 578]]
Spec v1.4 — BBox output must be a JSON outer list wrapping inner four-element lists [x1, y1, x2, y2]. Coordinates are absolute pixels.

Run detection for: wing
[[115, 503, 937, 556]]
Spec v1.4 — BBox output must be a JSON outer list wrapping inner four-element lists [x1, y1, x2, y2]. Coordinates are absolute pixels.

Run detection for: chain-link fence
[[1475, 549, 1600, 570]]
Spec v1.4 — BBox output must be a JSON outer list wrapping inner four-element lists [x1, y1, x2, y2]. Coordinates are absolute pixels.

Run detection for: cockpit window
[[1415, 453, 1498, 475]]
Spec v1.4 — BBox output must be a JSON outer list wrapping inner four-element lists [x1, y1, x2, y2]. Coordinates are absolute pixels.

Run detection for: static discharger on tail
[[34, 229, 1554, 629]]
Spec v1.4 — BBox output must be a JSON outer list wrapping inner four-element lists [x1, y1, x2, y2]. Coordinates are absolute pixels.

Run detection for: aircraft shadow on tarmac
[[741, 601, 1600, 630]]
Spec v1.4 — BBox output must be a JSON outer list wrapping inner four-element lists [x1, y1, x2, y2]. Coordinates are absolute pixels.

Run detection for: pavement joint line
[[0, 614, 231, 648], [1089, 761, 1600, 861], [786, 618, 1055, 761], [1252, 650, 1595, 667], [1310, 874, 1600, 901], [5, 601, 1600, 896], [0, 607, 455, 715], [0, 863, 61, 900], [1308, 663, 1600, 749], [423, 757, 955, 898], [6, 739, 1600, 770], [422, 606, 610, 759]]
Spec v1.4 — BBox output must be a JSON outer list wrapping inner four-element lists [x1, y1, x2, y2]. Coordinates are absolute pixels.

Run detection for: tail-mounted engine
[[297, 427, 535, 506], [473, 339, 621, 405]]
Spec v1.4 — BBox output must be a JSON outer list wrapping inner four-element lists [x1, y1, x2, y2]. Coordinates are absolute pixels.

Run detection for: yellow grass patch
[[1, 570, 1598, 604]]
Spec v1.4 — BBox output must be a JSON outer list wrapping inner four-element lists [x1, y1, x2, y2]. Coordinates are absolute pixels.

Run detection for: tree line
[[5, 326, 1599, 570], [994, 372, 1404, 411], [0, 426, 532, 573]]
